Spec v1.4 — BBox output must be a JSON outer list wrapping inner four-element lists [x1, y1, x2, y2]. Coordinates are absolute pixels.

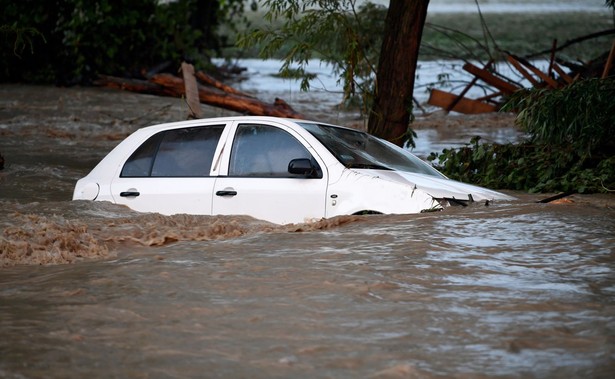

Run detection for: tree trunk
[[367, 0, 430, 147]]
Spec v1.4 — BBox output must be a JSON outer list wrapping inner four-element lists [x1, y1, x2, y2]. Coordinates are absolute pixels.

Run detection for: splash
[[1, 213, 110, 267], [0, 211, 365, 267]]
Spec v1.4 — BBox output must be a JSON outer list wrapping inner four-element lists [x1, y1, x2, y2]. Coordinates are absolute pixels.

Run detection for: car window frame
[[119, 123, 227, 178], [216, 120, 325, 179]]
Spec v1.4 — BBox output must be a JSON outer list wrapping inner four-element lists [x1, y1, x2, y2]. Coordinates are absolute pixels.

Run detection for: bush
[[429, 78, 615, 194]]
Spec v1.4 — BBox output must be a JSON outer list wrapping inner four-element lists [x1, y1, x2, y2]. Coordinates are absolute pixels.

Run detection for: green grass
[[226, 8, 614, 62], [422, 11, 614, 62]]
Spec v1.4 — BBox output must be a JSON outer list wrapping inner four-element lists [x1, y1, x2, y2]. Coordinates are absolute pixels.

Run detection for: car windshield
[[299, 122, 445, 178]]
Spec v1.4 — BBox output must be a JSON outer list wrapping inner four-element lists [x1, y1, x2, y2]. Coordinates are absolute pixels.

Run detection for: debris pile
[[427, 39, 615, 114]]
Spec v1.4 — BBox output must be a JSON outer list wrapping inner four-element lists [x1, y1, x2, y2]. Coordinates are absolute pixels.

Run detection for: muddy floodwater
[[0, 84, 614, 378]]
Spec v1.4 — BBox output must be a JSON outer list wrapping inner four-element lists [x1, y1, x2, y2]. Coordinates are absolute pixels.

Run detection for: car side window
[[229, 124, 318, 178], [121, 125, 224, 177]]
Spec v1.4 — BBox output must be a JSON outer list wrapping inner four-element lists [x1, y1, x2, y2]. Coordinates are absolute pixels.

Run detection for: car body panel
[[110, 177, 217, 215], [325, 168, 441, 217], [357, 169, 516, 202], [212, 177, 328, 224]]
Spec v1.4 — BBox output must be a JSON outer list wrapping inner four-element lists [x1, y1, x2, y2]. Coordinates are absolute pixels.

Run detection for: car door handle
[[120, 191, 140, 197], [216, 190, 237, 197]]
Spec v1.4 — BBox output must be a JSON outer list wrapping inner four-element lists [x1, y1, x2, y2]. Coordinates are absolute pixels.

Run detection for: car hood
[[355, 169, 515, 202]]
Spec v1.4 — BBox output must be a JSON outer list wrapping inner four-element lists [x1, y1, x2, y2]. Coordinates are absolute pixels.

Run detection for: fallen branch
[[524, 28, 615, 59], [195, 70, 255, 98], [150, 73, 305, 119], [95, 74, 304, 119]]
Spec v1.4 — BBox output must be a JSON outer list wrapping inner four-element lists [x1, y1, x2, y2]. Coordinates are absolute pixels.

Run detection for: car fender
[[326, 169, 441, 217]]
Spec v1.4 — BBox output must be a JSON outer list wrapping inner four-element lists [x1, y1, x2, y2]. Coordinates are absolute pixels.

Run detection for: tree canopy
[[240, 0, 429, 147], [0, 0, 251, 84]]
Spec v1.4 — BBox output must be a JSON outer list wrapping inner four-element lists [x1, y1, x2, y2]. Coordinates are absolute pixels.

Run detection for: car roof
[[135, 116, 363, 135]]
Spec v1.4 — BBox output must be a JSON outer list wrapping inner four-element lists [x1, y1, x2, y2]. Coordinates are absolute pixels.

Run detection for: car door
[[110, 124, 226, 215], [212, 122, 328, 224]]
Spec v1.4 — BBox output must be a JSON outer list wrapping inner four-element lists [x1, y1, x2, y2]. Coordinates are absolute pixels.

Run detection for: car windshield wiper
[[347, 163, 392, 170]]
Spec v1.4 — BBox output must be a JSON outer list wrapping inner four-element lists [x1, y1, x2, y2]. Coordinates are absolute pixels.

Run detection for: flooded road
[[1, 84, 614, 378]]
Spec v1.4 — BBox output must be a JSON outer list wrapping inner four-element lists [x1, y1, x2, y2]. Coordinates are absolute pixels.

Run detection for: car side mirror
[[288, 158, 319, 178]]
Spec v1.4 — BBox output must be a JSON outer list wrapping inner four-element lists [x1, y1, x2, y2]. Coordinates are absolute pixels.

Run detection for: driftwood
[[428, 89, 497, 114], [507, 54, 560, 89], [149, 73, 304, 118], [462, 62, 521, 95], [427, 28, 615, 114], [194, 70, 255, 98], [180, 62, 204, 118], [95, 68, 304, 119]]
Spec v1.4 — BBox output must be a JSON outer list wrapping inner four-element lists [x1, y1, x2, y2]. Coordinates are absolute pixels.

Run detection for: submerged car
[[73, 116, 514, 224]]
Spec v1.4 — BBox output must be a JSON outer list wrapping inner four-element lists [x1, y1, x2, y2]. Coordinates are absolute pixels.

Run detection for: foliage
[[238, 0, 386, 113], [502, 78, 615, 155], [429, 78, 615, 194], [0, 0, 250, 84], [428, 137, 615, 194]]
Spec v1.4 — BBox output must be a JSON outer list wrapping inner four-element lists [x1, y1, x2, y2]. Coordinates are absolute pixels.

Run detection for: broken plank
[[506, 55, 540, 86], [462, 63, 520, 95], [552, 63, 574, 84], [475, 91, 503, 103], [507, 54, 559, 89], [428, 89, 497, 114], [602, 39, 615, 79], [181, 62, 204, 119]]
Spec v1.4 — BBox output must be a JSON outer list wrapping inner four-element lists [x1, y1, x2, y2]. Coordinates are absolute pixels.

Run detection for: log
[[95, 74, 305, 119], [462, 62, 521, 95], [95, 75, 180, 97], [149, 73, 305, 119], [428, 89, 497, 114], [195, 71, 255, 98]]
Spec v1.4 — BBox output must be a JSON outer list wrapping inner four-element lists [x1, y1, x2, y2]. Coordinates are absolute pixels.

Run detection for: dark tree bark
[[367, 0, 430, 147]]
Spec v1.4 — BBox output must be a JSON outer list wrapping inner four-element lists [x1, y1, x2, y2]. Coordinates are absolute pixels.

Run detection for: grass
[[422, 11, 614, 62], [226, 8, 614, 62]]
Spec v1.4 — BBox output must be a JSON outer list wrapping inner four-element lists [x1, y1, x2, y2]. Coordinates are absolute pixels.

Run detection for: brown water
[[1, 85, 614, 378]]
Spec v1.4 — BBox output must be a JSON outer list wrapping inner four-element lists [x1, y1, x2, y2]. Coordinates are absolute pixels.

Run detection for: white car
[[73, 116, 514, 224]]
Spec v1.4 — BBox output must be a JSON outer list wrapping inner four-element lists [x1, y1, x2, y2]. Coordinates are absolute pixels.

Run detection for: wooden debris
[[445, 60, 493, 112], [428, 89, 497, 114], [552, 63, 574, 84], [462, 62, 521, 95], [149, 73, 304, 119], [180, 62, 204, 119], [194, 70, 254, 98], [427, 30, 615, 114], [95, 67, 304, 119], [537, 191, 575, 204], [602, 40, 615, 79], [505, 55, 540, 87], [507, 54, 560, 89]]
